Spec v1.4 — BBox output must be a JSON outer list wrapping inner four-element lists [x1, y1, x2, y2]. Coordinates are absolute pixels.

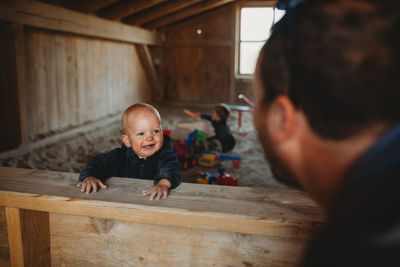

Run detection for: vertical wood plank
[[0, 207, 10, 267], [47, 31, 59, 131], [36, 30, 48, 135], [55, 33, 69, 130], [5, 207, 24, 267], [20, 210, 51, 267], [14, 24, 29, 145], [24, 29, 38, 138], [66, 36, 78, 127], [5, 208, 51, 267]]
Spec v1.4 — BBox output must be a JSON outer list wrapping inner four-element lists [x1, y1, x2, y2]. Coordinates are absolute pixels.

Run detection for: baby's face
[[211, 109, 220, 121], [123, 110, 163, 158]]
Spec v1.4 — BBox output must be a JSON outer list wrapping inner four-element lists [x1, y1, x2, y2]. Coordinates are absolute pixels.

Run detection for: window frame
[[235, 1, 278, 78]]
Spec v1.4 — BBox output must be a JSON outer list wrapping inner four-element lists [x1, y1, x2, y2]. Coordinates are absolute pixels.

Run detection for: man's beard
[[256, 125, 302, 189]]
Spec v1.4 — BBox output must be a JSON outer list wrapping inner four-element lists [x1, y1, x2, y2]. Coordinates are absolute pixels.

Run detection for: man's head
[[121, 103, 163, 158], [254, 0, 400, 189]]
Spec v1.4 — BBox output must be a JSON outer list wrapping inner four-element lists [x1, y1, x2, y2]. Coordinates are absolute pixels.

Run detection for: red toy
[[174, 141, 197, 170], [216, 168, 238, 186]]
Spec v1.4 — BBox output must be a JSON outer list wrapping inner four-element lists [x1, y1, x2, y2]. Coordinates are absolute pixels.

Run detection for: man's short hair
[[258, 0, 400, 139]]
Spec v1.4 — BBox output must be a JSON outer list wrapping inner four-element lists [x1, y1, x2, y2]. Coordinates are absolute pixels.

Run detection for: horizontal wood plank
[[0, 0, 159, 45], [0, 167, 324, 238], [50, 212, 308, 266]]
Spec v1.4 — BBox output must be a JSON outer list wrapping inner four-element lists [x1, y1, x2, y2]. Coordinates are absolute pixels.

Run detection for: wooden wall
[[161, 4, 236, 104], [23, 27, 151, 138], [161, 3, 255, 105], [0, 1, 158, 152]]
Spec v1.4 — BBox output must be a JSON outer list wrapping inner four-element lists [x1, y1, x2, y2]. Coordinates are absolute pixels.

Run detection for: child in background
[[77, 103, 181, 200], [184, 104, 235, 152]]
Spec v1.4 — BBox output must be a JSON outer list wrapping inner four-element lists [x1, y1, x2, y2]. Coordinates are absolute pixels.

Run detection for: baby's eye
[[153, 129, 160, 134], [137, 132, 144, 136]]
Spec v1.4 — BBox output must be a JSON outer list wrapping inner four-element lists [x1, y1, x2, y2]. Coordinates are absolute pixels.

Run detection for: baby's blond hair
[[121, 103, 161, 133]]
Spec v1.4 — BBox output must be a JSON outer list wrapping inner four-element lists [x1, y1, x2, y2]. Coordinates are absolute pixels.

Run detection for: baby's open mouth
[[143, 144, 155, 149]]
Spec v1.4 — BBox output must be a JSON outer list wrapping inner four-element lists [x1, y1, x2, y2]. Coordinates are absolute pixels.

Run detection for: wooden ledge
[[0, 167, 324, 238]]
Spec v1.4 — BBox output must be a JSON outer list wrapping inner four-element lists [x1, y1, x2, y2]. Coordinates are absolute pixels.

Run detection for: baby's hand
[[77, 177, 107, 194], [142, 179, 171, 200]]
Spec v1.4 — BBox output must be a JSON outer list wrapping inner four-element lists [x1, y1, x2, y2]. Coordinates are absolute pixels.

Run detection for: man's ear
[[267, 95, 298, 143], [122, 134, 131, 147]]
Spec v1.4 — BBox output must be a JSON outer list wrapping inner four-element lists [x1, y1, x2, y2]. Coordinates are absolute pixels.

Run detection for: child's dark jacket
[[201, 114, 235, 152], [78, 134, 181, 189]]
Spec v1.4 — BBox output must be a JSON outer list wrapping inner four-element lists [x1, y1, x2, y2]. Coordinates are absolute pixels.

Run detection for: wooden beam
[[98, 0, 167, 21], [135, 44, 163, 102], [0, 167, 324, 238], [124, 0, 203, 26], [72, 0, 119, 13], [144, 0, 235, 29], [0, 0, 159, 45], [5, 207, 51, 267], [5, 207, 24, 267]]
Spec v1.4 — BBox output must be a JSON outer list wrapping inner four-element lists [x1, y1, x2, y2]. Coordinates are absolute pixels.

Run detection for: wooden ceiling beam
[[0, 0, 160, 45], [98, 0, 167, 21], [143, 0, 235, 30], [71, 0, 119, 13], [123, 0, 203, 26]]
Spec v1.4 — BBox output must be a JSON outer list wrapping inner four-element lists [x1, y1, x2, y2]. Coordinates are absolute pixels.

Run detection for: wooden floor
[[0, 167, 324, 266]]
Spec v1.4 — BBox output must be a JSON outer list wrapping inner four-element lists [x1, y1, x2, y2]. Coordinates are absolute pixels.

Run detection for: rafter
[[97, 0, 166, 21], [123, 0, 203, 26], [143, 0, 235, 29], [0, 0, 160, 45], [72, 0, 119, 13]]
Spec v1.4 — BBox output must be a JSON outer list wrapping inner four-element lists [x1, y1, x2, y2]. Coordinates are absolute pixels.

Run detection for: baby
[[184, 104, 235, 152], [77, 103, 181, 200]]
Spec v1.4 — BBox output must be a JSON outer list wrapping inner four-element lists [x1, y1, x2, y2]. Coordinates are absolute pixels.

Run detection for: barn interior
[[0, 0, 291, 188], [0, 1, 323, 266]]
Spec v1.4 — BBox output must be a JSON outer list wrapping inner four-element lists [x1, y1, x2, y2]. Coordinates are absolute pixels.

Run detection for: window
[[239, 7, 285, 75]]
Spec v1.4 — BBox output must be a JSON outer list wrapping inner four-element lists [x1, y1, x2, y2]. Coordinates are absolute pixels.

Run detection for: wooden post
[[136, 44, 164, 102], [5, 207, 24, 267], [5, 207, 51, 267]]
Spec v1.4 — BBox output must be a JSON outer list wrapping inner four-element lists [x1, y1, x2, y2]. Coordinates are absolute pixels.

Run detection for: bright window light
[[239, 7, 285, 75]]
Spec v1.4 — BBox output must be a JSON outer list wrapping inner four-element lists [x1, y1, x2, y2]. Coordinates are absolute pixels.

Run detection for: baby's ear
[[122, 134, 131, 147]]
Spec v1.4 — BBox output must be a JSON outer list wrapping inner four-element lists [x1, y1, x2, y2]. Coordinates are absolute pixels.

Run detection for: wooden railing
[[0, 167, 324, 266]]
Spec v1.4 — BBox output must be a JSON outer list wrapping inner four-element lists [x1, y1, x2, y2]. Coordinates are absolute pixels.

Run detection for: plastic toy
[[184, 109, 201, 119], [174, 141, 197, 170], [195, 171, 217, 184], [163, 129, 171, 136], [195, 169, 237, 186], [216, 168, 238, 186], [238, 93, 255, 108], [198, 153, 217, 167], [198, 152, 241, 168]]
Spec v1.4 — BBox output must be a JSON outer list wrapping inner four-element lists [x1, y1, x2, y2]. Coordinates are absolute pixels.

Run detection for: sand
[[1, 103, 288, 190]]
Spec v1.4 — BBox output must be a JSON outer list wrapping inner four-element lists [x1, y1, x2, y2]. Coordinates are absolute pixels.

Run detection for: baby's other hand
[[77, 177, 107, 194], [142, 179, 171, 200]]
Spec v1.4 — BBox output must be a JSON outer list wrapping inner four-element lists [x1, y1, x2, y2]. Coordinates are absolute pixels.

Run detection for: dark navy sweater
[[78, 134, 181, 189], [201, 114, 235, 152], [302, 124, 400, 267]]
